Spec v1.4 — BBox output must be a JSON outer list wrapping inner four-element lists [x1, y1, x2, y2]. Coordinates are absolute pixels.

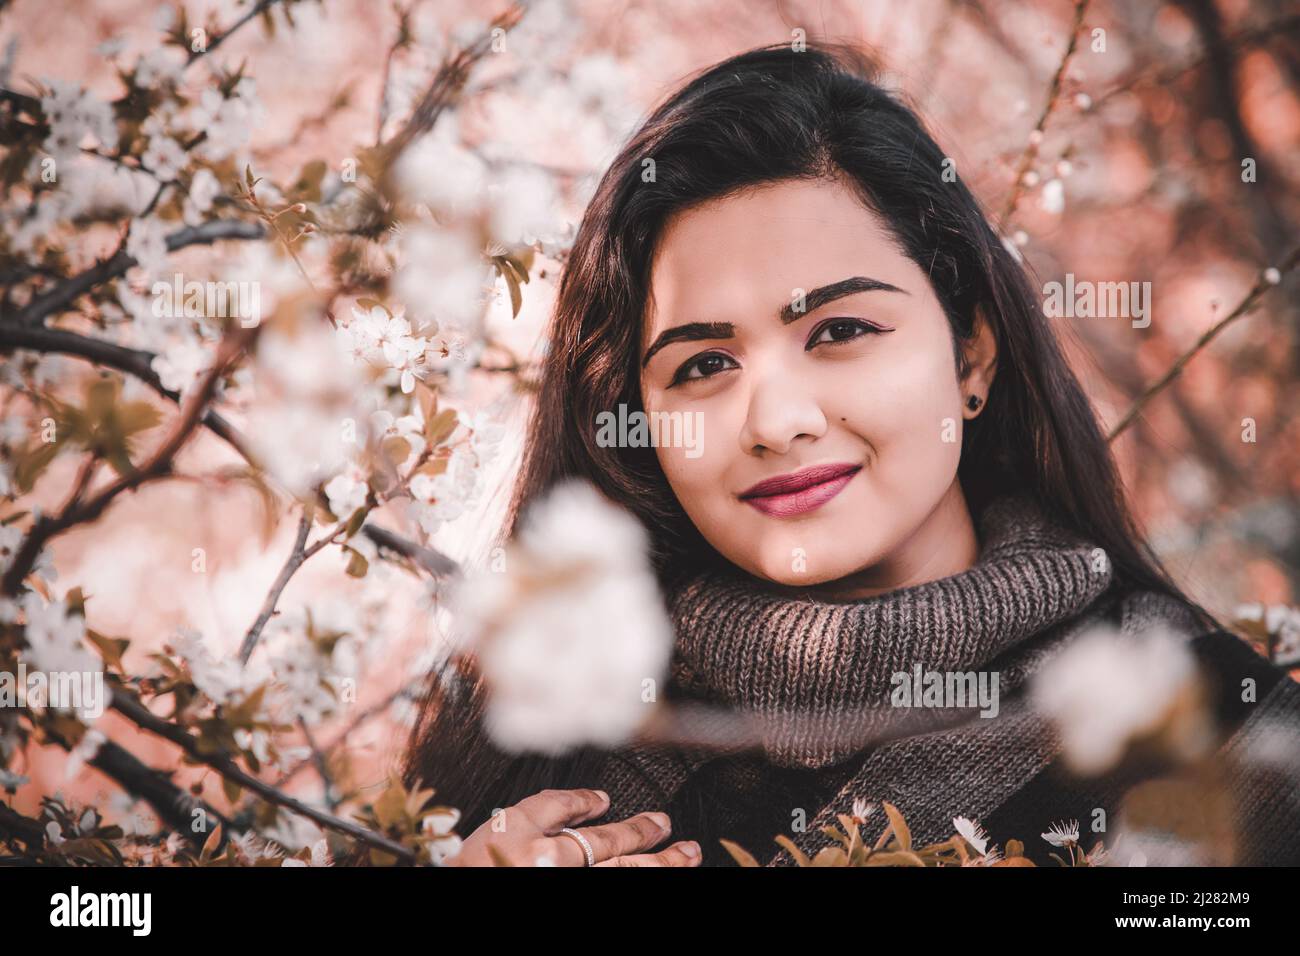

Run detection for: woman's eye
[[671, 352, 737, 385], [807, 318, 878, 348]]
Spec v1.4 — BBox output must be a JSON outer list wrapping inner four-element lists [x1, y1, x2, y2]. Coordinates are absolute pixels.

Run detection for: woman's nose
[[738, 367, 828, 456]]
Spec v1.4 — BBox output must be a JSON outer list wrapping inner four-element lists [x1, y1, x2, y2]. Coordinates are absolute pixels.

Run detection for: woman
[[401, 41, 1300, 867]]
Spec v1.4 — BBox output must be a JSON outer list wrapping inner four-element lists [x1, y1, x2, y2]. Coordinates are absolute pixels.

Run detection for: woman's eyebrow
[[642, 275, 906, 369], [641, 321, 733, 369], [778, 275, 907, 324]]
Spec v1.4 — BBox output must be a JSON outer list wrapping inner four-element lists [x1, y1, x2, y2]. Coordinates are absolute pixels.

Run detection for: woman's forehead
[[642, 179, 909, 338]]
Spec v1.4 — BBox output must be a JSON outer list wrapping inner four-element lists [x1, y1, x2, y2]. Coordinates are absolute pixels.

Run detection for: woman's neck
[[804, 480, 980, 601]]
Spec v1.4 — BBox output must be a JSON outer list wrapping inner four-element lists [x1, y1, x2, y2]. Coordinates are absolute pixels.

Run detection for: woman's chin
[[729, 551, 883, 591]]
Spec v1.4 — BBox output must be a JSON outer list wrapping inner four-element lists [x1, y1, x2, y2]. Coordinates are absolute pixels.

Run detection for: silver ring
[[558, 827, 595, 866]]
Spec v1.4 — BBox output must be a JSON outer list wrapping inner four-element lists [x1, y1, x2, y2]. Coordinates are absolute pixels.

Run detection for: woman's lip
[[739, 465, 862, 518], [738, 462, 862, 499]]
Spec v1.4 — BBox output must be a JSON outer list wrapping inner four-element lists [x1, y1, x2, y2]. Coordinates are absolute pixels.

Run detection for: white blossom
[[142, 133, 187, 180], [1039, 177, 1065, 215], [1031, 622, 1213, 775], [449, 478, 674, 754], [244, 318, 371, 496], [954, 815, 990, 854], [185, 82, 265, 162], [19, 594, 100, 677], [282, 837, 333, 866], [394, 223, 491, 331], [422, 807, 463, 863], [1042, 819, 1080, 847], [170, 627, 266, 706], [394, 113, 487, 218], [410, 447, 480, 534], [324, 466, 368, 518], [125, 217, 170, 279], [133, 47, 185, 90], [183, 168, 221, 225], [151, 335, 213, 396], [38, 79, 118, 161], [486, 164, 559, 247]]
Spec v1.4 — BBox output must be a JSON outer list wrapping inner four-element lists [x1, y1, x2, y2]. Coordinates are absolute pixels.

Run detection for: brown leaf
[[882, 801, 911, 851], [718, 838, 760, 867]]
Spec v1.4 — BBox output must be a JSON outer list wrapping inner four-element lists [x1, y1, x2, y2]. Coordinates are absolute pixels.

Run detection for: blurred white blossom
[[38, 79, 118, 161], [244, 318, 371, 497], [449, 478, 673, 754], [1032, 623, 1214, 775], [394, 222, 491, 331]]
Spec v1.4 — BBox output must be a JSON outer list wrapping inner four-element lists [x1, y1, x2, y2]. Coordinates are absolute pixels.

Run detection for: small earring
[[966, 394, 982, 412]]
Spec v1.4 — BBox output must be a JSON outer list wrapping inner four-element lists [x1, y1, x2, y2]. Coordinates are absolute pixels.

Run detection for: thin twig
[[375, 3, 415, 146], [272, 678, 426, 789], [109, 688, 418, 863], [381, 2, 528, 161], [187, 0, 284, 68], [362, 523, 460, 576], [998, 0, 1090, 227], [239, 500, 315, 663], [1107, 246, 1300, 442], [1094, 13, 1300, 109], [298, 717, 340, 811]]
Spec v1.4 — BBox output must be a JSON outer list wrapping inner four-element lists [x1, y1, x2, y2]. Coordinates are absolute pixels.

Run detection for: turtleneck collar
[[659, 492, 1116, 768]]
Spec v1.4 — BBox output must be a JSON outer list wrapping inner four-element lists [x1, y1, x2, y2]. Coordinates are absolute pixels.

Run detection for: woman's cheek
[[833, 365, 963, 486]]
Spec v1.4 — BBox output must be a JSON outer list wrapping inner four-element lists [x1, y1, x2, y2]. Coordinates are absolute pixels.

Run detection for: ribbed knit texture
[[593, 492, 1213, 865]]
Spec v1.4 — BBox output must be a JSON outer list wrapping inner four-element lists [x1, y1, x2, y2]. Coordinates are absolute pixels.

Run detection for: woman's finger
[[593, 841, 703, 867], [513, 788, 609, 830], [548, 812, 672, 864]]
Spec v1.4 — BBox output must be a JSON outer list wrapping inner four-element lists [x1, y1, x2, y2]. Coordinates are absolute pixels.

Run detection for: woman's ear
[[960, 307, 998, 419]]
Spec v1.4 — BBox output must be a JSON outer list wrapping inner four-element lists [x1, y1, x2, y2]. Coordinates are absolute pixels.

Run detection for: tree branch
[[1108, 246, 1300, 442], [361, 523, 461, 577], [381, 2, 528, 162], [3, 219, 265, 328], [998, 0, 1089, 227], [88, 737, 233, 850], [239, 500, 315, 663], [0, 322, 257, 461], [0, 321, 461, 584], [109, 688, 418, 863], [187, 0, 284, 69], [1, 323, 259, 595]]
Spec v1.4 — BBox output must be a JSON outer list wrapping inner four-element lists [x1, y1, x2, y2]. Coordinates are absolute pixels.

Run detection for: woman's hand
[[445, 788, 702, 867]]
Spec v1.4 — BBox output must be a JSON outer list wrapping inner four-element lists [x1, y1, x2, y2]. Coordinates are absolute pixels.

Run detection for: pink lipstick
[[738, 462, 862, 518]]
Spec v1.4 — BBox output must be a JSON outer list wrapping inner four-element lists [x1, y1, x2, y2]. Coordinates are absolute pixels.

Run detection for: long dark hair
[[398, 40, 1219, 844]]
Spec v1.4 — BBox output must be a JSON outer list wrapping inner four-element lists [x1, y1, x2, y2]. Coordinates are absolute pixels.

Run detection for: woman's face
[[638, 176, 997, 593]]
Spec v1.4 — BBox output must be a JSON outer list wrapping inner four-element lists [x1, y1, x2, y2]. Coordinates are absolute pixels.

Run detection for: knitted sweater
[[590, 494, 1300, 866]]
